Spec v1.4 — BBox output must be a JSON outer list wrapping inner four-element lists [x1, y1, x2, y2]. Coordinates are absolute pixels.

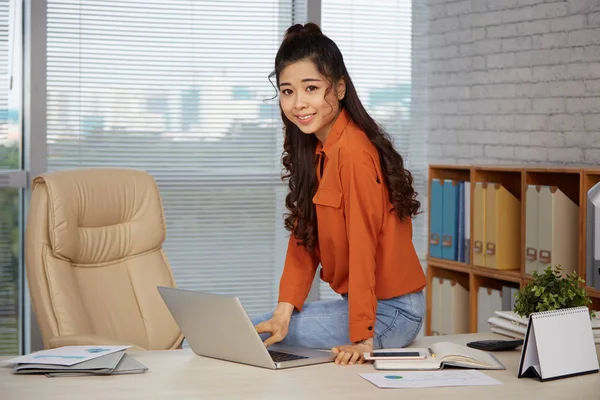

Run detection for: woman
[[252, 23, 426, 366]]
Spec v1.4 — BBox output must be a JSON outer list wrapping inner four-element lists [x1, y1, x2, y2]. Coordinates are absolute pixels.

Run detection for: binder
[[441, 179, 459, 260], [586, 181, 600, 288], [429, 178, 444, 258], [430, 277, 443, 336], [473, 182, 486, 266], [518, 307, 599, 382], [490, 288, 502, 314], [485, 183, 497, 268], [441, 279, 469, 335], [536, 186, 579, 275], [464, 181, 470, 264], [595, 200, 600, 289], [484, 183, 520, 270], [501, 285, 517, 311], [457, 181, 465, 262], [477, 287, 502, 333], [525, 185, 539, 275], [477, 287, 491, 333]]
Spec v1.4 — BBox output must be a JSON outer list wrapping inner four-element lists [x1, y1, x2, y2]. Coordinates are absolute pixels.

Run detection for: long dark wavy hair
[[272, 23, 420, 250]]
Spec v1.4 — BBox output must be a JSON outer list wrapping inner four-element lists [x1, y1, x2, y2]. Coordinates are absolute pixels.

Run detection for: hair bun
[[283, 23, 323, 40], [302, 22, 322, 35]]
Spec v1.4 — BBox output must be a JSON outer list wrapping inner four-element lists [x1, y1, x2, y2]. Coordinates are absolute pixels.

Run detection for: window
[[36, 1, 426, 351], [45, 0, 299, 317], [319, 0, 427, 299], [0, 0, 23, 356]]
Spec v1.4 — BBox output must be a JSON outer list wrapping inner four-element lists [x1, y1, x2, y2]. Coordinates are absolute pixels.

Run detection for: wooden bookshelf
[[426, 164, 599, 335]]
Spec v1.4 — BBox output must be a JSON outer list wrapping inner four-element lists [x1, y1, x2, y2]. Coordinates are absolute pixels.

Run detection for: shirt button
[[368, 326, 373, 331]]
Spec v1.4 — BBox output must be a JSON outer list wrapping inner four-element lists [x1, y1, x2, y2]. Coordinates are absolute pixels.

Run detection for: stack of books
[[4, 345, 148, 377], [488, 310, 600, 344]]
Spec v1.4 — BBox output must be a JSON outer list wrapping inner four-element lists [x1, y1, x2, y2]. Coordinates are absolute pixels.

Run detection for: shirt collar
[[315, 108, 351, 155]]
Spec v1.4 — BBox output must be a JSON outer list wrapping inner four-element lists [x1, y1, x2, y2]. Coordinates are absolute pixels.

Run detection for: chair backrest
[[25, 168, 183, 350]]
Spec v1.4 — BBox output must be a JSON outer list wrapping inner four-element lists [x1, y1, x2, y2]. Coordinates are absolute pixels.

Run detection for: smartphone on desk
[[363, 349, 428, 361]]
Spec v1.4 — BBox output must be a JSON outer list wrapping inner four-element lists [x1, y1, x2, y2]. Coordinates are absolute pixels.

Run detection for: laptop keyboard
[[268, 350, 309, 362]]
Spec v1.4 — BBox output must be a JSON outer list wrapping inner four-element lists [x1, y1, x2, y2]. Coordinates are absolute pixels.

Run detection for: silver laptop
[[157, 286, 334, 369]]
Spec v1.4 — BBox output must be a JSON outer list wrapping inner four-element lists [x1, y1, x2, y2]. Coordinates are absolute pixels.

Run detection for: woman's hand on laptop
[[331, 338, 373, 366], [255, 302, 294, 347]]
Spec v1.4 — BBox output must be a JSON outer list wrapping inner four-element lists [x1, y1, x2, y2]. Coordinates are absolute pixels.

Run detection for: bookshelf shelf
[[426, 257, 471, 274], [426, 164, 600, 336], [472, 265, 522, 283], [588, 287, 600, 299]]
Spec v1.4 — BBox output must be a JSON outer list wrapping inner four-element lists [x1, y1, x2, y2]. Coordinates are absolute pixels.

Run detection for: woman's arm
[[277, 234, 320, 312], [340, 149, 385, 343], [255, 237, 319, 347]]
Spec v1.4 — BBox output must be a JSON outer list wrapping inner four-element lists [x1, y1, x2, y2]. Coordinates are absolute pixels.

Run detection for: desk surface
[[2, 333, 599, 400]]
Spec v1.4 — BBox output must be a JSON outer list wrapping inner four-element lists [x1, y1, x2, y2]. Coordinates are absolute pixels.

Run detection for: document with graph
[[359, 370, 502, 389]]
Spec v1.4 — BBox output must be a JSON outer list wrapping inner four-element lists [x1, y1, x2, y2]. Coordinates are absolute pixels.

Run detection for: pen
[[428, 347, 436, 358]]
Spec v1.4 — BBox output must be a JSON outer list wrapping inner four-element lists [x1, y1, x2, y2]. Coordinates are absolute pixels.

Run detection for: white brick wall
[[427, 0, 600, 165]]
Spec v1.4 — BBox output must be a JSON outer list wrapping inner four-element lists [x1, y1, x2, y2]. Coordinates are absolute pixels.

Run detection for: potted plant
[[514, 265, 596, 318]]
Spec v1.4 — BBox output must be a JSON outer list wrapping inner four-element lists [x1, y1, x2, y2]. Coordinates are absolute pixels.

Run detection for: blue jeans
[[251, 290, 424, 350]]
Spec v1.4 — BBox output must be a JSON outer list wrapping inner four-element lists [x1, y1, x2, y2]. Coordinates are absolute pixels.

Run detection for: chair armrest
[[48, 334, 147, 352]]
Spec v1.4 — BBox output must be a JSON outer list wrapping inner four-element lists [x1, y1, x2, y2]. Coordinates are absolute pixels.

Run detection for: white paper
[[526, 307, 599, 380], [359, 370, 502, 389], [3, 345, 130, 366]]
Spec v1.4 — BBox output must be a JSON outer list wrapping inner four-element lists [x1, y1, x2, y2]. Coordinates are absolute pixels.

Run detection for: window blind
[[0, 0, 13, 168], [0, 0, 18, 356], [45, 0, 299, 318], [319, 0, 427, 299]]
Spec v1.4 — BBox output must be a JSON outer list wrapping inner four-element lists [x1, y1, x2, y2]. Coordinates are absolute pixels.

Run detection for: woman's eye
[[281, 89, 292, 96], [306, 86, 318, 92]]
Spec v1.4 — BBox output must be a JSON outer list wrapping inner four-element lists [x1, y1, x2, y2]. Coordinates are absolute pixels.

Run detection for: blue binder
[[457, 181, 465, 263], [429, 178, 444, 258], [463, 182, 470, 264], [441, 179, 459, 261]]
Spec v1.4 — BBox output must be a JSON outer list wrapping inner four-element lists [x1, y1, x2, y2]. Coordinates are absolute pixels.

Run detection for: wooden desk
[[2, 333, 599, 400]]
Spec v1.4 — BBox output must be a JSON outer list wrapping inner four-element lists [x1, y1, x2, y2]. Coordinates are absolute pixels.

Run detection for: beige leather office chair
[[25, 168, 184, 350]]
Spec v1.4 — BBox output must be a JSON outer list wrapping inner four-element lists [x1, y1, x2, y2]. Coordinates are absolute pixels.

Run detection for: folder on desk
[[429, 178, 444, 258], [442, 179, 459, 261], [536, 186, 579, 275], [46, 354, 148, 377], [473, 182, 486, 266], [11, 350, 146, 376], [525, 185, 539, 275], [484, 183, 520, 270]]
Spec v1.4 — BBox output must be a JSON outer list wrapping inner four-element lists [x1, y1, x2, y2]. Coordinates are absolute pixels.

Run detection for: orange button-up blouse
[[278, 108, 426, 343]]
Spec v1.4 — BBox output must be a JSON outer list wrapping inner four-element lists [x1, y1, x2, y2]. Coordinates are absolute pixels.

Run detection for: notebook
[[518, 306, 599, 381], [495, 310, 600, 329], [492, 310, 600, 343], [374, 342, 505, 371]]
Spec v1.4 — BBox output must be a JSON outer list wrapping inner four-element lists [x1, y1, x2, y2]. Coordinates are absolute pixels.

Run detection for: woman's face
[[278, 59, 345, 142]]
